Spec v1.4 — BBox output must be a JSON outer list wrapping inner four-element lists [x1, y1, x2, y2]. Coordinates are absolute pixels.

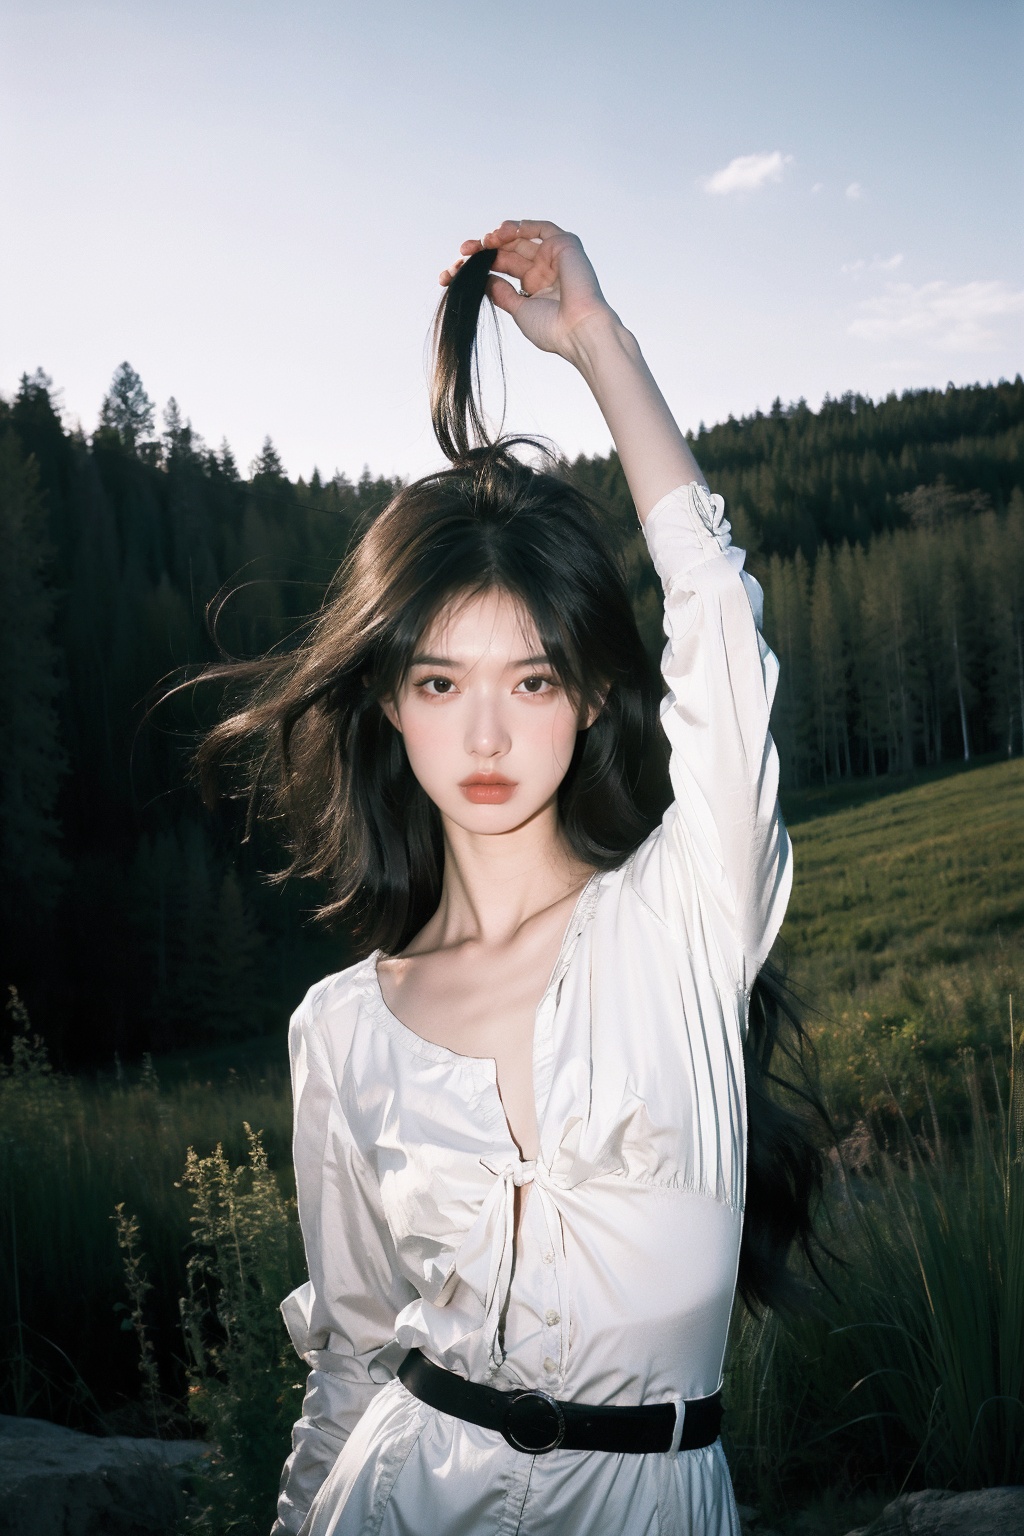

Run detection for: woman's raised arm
[[442, 221, 792, 990], [443, 218, 703, 520]]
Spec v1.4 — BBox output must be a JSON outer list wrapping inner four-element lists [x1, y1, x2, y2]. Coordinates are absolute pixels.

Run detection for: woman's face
[[382, 587, 596, 836]]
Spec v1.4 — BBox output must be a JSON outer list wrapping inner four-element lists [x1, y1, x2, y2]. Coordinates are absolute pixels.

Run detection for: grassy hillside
[[779, 757, 1024, 1127]]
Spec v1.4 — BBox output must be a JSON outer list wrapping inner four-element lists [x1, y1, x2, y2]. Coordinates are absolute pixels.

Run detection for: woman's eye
[[517, 676, 555, 695], [419, 677, 455, 695]]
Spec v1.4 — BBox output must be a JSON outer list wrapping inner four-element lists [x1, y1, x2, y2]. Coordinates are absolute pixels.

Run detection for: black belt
[[397, 1348, 723, 1455]]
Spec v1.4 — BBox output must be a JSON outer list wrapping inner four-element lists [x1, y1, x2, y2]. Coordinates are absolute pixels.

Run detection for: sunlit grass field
[[779, 757, 1024, 1127]]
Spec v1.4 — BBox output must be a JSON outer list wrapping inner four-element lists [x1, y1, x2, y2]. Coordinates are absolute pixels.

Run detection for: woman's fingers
[[512, 219, 564, 241], [439, 237, 488, 285], [441, 221, 571, 291], [481, 220, 525, 248], [488, 249, 533, 280], [441, 248, 536, 288], [439, 257, 466, 287], [483, 218, 564, 247], [485, 274, 527, 316], [441, 251, 533, 287]]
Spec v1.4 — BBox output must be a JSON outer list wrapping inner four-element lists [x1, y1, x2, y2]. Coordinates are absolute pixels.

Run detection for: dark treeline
[[1, 368, 1022, 1066], [572, 381, 1024, 786], [1, 367, 400, 1069]]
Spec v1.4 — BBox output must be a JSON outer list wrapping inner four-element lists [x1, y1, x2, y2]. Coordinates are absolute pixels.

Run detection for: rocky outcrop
[[738, 1487, 1024, 1536], [0, 1414, 213, 1536], [844, 1488, 1024, 1536]]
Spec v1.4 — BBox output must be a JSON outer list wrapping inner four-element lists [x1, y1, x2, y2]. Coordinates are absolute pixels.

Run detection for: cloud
[[703, 151, 792, 195], [841, 254, 904, 277], [846, 182, 864, 200], [849, 279, 1024, 351], [811, 182, 824, 194]]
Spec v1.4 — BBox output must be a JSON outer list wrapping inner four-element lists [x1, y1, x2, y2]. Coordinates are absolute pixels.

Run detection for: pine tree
[[217, 439, 239, 481], [907, 526, 945, 766], [170, 821, 215, 1030], [977, 504, 1024, 756], [97, 362, 156, 455], [0, 432, 67, 917], [128, 829, 178, 1035], [763, 552, 813, 786], [202, 867, 261, 1039], [250, 436, 284, 480], [809, 546, 848, 781], [940, 525, 977, 762]]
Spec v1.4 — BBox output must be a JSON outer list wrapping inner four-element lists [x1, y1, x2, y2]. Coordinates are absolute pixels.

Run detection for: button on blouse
[[271, 481, 792, 1536]]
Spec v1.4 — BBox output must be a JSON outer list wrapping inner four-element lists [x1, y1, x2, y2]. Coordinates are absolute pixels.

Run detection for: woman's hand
[[439, 220, 616, 367], [440, 218, 704, 519]]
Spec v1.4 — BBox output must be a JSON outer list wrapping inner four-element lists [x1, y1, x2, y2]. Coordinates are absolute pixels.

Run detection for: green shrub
[[176, 1126, 306, 1534]]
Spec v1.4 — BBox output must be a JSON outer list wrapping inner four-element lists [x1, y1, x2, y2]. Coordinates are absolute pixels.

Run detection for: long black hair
[[199, 246, 831, 1312]]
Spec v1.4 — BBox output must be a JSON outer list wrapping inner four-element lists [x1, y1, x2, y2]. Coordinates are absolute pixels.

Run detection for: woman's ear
[[580, 688, 610, 731], [380, 696, 403, 733]]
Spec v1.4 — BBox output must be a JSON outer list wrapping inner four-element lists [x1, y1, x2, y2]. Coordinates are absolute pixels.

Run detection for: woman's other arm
[[272, 987, 413, 1535]]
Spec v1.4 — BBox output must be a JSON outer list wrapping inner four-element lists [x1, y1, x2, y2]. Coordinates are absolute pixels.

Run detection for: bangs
[[399, 580, 604, 706], [373, 570, 610, 719]]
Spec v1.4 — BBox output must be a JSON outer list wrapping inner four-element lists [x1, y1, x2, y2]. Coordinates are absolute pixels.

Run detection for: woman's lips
[[459, 776, 517, 804]]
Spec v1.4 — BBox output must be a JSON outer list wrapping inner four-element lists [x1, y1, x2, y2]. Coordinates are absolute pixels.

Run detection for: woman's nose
[[464, 694, 511, 759]]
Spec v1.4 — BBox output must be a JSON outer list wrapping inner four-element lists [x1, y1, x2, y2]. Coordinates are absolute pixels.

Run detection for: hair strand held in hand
[[432, 246, 500, 463]]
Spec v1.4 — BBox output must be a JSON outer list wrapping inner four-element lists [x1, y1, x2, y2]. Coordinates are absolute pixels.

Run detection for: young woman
[[204, 220, 818, 1535]]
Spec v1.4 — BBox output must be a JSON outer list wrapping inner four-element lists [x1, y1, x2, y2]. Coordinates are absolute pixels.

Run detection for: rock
[[844, 1486, 1024, 1536], [0, 1414, 214, 1536], [734, 1506, 782, 1536]]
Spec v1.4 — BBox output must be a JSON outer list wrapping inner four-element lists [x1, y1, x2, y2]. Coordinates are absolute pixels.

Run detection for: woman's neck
[[416, 800, 595, 953]]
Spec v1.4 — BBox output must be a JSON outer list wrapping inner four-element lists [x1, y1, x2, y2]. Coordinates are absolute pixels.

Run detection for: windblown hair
[[198, 246, 830, 1313]]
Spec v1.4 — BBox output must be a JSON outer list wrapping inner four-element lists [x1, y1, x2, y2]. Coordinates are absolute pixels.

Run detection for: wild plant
[[111, 1200, 179, 1438], [176, 1124, 305, 1533]]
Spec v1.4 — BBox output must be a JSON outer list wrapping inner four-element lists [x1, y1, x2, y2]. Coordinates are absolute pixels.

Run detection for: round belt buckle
[[503, 1389, 566, 1453]]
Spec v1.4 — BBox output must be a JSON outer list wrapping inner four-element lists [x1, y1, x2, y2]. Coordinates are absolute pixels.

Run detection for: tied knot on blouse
[[456, 1154, 544, 1369]]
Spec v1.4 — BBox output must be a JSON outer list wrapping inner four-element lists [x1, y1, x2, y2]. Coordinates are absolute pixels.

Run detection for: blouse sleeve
[[634, 480, 792, 997], [272, 987, 414, 1536]]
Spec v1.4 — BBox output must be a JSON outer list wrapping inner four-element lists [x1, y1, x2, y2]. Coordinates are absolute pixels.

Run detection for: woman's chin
[[438, 793, 554, 837]]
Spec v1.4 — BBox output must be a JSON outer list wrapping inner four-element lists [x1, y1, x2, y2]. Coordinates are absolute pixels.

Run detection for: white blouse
[[272, 480, 792, 1536]]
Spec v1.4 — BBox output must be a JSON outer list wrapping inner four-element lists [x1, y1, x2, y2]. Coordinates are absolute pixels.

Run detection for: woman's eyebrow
[[409, 653, 551, 668]]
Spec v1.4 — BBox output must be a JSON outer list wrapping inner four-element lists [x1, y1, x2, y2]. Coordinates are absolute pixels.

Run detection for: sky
[[1, 0, 1022, 482]]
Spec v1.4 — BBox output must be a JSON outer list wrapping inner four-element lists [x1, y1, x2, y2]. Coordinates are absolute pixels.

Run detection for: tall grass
[[845, 1042, 1024, 1487], [724, 1023, 1024, 1514]]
